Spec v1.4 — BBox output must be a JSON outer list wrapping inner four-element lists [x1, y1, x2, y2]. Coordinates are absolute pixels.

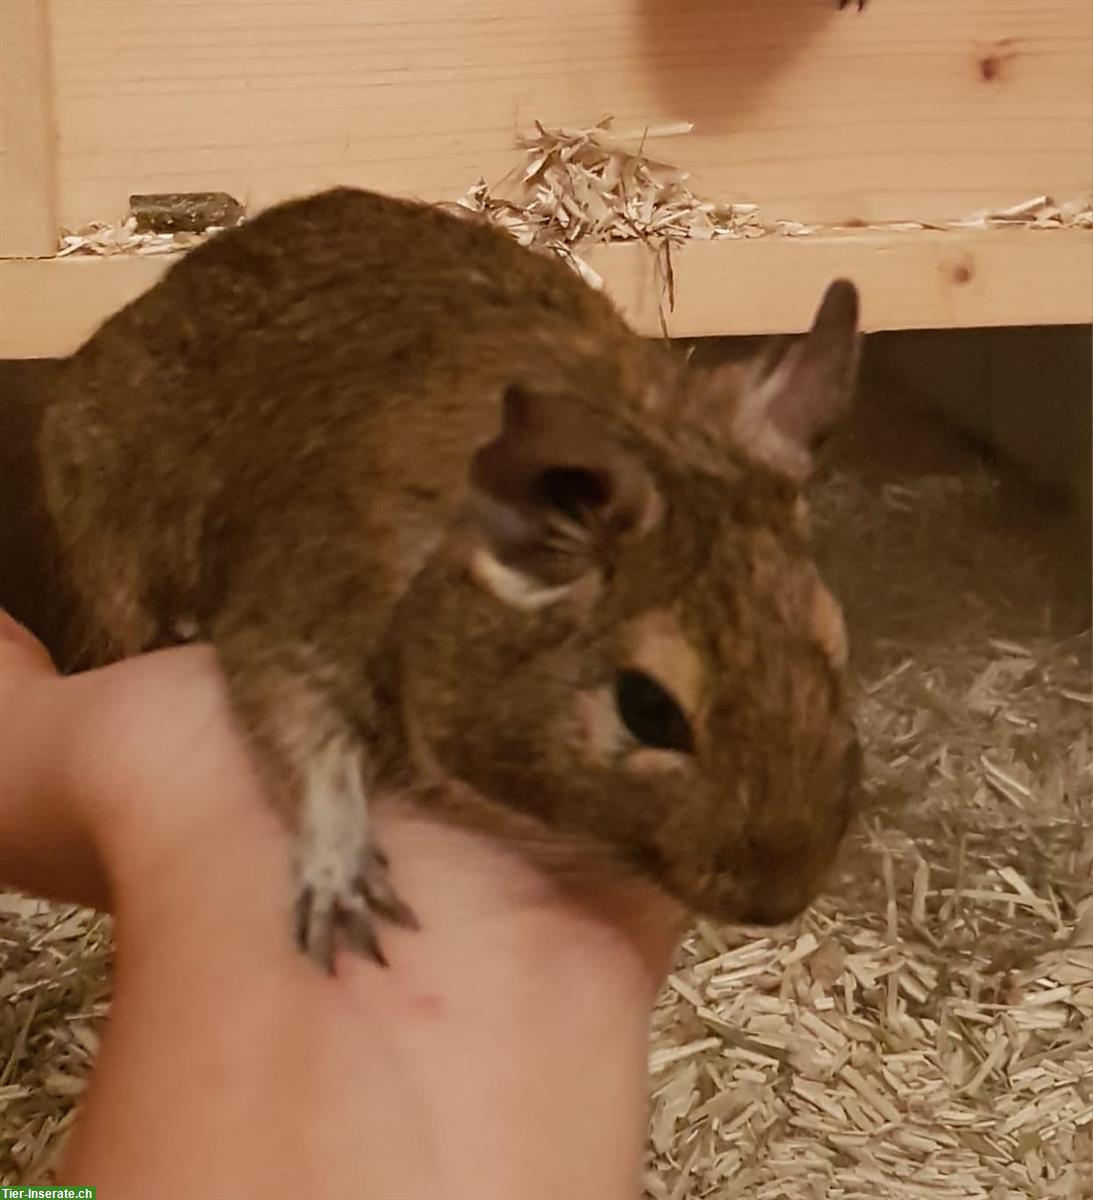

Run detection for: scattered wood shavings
[[56, 216, 222, 258], [954, 196, 1093, 232], [0, 901, 112, 1182], [442, 118, 765, 287]]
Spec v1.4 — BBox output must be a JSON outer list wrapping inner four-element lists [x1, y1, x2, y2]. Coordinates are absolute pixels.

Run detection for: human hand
[[0, 613, 682, 1199]]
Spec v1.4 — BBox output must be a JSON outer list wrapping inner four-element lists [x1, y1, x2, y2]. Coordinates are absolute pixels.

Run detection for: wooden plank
[[2, 227, 1090, 360], [46, 0, 1092, 230], [0, 255, 164, 359], [0, 0, 58, 256], [586, 228, 1093, 337]]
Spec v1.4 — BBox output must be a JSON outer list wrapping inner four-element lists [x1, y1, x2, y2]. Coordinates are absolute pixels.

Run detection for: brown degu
[[38, 186, 862, 971]]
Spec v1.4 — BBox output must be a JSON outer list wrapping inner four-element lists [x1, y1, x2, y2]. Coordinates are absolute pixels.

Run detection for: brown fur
[[38, 186, 861, 964]]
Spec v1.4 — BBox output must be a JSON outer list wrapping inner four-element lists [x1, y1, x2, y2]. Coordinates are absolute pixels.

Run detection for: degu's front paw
[[289, 732, 420, 971], [294, 839, 419, 972]]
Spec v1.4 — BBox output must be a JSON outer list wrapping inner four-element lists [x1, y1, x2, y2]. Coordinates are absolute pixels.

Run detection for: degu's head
[[398, 280, 863, 926]]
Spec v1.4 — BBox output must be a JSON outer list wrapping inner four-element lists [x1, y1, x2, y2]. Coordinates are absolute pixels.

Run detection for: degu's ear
[[735, 279, 860, 481], [464, 386, 661, 609], [697, 280, 861, 483]]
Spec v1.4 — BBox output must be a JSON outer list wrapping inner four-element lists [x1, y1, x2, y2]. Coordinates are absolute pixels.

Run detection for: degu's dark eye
[[614, 670, 695, 754]]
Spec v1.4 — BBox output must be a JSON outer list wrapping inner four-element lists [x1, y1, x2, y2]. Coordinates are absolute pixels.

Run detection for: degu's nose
[[728, 752, 860, 926]]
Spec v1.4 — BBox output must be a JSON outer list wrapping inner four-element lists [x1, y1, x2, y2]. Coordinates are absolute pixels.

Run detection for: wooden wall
[[2, 0, 1091, 355]]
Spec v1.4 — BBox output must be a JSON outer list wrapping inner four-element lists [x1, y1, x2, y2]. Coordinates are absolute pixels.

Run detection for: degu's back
[[39, 187, 660, 661], [38, 185, 864, 971]]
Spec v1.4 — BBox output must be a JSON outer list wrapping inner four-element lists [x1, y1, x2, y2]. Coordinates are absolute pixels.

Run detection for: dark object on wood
[[128, 192, 245, 235]]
